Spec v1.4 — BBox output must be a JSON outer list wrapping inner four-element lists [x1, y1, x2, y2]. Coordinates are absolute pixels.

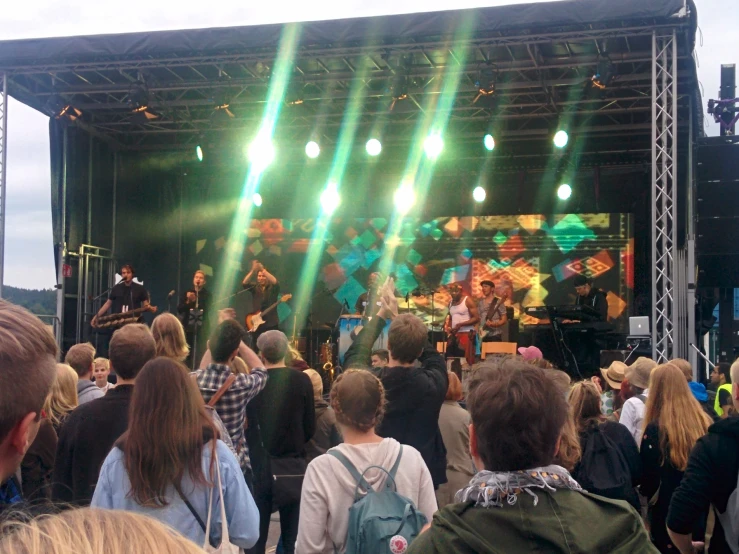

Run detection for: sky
[[2, 0, 735, 289]]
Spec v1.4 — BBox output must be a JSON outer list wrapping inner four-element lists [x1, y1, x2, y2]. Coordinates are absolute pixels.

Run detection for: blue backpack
[[328, 446, 427, 554]]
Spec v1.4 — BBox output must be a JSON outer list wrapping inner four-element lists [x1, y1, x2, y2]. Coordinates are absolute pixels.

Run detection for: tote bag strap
[[203, 457, 215, 551]]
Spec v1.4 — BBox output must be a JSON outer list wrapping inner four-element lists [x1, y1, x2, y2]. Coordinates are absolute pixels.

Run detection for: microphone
[[168, 290, 176, 299]]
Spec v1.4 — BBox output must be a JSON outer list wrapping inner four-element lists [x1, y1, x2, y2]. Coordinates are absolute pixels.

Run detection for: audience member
[[286, 345, 309, 371], [672, 358, 717, 422], [19, 414, 57, 503], [370, 349, 389, 368], [45, 364, 78, 435], [92, 357, 259, 549], [407, 360, 655, 553], [435, 372, 475, 508], [92, 358, 113, 393], [711, 362, 733, 418], [52, 324, 156, 505], [596, 360, 626, 417], [568, 381, 641, 510], [668, 358, 739, 554], [64, 343, 103, 405], [194, 319, 267, 483], [151, 312, 190, 363], [620, 356, 658, 446], [0, 300, 58, 510], [640, 363, 713, 553], [0, 507, 208, 553], [248, 330, 315, 554], [345, 284, 449, 489], [303, 369, 342, 462], [517, 345, 543, 362], [296, 369, 437, 553]]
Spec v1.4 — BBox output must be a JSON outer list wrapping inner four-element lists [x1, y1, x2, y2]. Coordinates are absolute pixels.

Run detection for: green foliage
[[3, 286, 56, 315]]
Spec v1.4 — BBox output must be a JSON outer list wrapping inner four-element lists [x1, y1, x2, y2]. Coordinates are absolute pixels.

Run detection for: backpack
[[328, 446, 427, 554], [717, 470, 739, 553], [575, 425, 632, 501]]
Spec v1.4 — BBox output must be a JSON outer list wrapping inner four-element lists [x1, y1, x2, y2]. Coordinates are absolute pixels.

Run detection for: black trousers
[[246, 473, 300, 554]]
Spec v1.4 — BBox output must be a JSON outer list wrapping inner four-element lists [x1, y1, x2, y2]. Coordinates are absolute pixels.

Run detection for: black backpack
[[575, 425, 632, 500]]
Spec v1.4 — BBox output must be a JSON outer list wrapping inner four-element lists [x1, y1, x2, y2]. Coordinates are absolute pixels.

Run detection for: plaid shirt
[[195, 363, 268, 471]]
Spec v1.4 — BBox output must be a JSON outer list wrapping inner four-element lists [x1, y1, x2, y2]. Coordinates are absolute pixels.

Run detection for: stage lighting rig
[[557, 184, 572, 200], [590, 55, 615, 91], [128, 80, 159, 123], [47, 95, 82, 122], [473, 64, 498, 105], [211, 89, 235, 122], [305, 140, 320, 159], [553, 130, 569, 149], [483, 134, 495, 151], [366, 138, 382, 156], [389, 55, 413, 111], [473, 186, 487, 203]]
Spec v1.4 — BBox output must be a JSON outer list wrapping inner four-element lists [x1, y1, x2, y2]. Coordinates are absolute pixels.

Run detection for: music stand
[[188, 308, 204, 371]]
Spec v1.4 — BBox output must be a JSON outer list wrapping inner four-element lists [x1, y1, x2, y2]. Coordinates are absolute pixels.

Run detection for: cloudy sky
[[3, 0, 733, 289]]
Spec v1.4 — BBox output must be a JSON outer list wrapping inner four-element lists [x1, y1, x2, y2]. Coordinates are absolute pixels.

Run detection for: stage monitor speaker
[[696, 136, 739, 287]]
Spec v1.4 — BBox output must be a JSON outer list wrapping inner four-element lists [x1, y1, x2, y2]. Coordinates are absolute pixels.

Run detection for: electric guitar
[[478, 292, 509, 341], [245, 294, 292, 332]]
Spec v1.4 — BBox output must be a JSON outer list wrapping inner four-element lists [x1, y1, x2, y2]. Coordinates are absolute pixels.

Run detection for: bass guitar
[[245, 294, 292, 332], [478, 292, 509, 341]]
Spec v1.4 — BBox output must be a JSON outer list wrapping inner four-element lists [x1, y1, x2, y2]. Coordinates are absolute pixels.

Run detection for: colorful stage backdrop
[[194, 213, 634, 333]]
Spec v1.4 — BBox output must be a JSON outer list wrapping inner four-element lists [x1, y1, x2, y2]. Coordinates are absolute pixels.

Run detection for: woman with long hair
[[91, 357, 259, 549], [568, 381, 642, 510], [151, 313, 190, 362], [640, 363, 713, 552], [45, 363, 78, 435], [296, 369, 437, 553]]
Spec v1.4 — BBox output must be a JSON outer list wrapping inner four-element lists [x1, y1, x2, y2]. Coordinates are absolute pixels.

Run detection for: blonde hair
[[44, 364, 79, 427], [304, 369, 323, 399], [555, 412, 582, 472], [151, 313, 190, 362], [230, 356, 250, 375], [0, 507, 206, 554], [93, 358, 109, 371], [670, 358, 693, 381], [445, 371, 463, 401], [286, 344, 303, 366], [568, 381, 603, 434], [643, 363, 713, 471]]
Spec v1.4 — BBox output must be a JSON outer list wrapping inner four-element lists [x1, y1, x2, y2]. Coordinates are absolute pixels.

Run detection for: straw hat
[[625, 357, 658, 390], [600, 360, 627, 390]]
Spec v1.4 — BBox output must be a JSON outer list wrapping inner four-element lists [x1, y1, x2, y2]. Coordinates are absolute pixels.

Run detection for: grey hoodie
[[77, 379, 104, 405]]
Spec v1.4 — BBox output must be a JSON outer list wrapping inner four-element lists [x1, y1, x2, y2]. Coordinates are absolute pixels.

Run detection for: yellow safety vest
[[714, 383, 733, 417]]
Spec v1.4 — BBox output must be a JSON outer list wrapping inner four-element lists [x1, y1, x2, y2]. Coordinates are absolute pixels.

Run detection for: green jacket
[[407, 489, 657, 553]]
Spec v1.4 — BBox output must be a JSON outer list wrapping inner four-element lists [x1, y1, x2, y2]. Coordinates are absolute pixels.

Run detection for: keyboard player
[[573, 275, 608, 322]]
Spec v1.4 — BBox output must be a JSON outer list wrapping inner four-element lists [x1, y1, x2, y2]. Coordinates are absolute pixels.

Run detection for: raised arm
[[260, 266, 278, 286]]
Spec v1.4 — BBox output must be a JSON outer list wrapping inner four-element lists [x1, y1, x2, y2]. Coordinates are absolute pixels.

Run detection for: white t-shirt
[[619, 390, 649, 446]]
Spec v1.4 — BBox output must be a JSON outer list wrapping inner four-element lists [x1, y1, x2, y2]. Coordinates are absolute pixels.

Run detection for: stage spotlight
[[473, 186, 487, 203], [320, 184, 341, 215], [557, 184, 572, 200], [424, 135, 444, 159], [473, 63, 498, 105], [483, 134, 495, 151], [252, 193, 263, 207], [195, 145, 204, 162], [366, 138, 382, 157], [128, 81, 159, 122], [247, 134, 275, 170], [553, 130, 569, 149], [305, 141, 320, 159], [590, 55, 615, 90], [394, 183, 416, 214]]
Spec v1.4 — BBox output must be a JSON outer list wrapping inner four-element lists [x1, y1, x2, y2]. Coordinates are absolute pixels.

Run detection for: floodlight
[[394, 184, 416, 214], [195, 145, 203, 162], [320, 184, 341, 214], [247, 134, 275, 170], [366, 138, 382, 156], [473, 186, 487, 203], [483, 134, 495, 151], [252, 193, 263, 207], [553, 130, 569, 149], [424, 135, 444, 159], [305, 141, 320, 159], [557, 184, 572, 200]]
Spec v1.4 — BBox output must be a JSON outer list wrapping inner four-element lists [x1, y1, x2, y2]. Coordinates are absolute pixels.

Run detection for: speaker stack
[[696, 135, 739, 287]]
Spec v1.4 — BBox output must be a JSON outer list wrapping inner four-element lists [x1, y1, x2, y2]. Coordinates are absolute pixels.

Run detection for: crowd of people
[[1, 287, 739, 554]]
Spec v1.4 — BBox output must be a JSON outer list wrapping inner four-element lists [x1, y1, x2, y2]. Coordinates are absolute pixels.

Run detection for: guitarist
[[91, 264, 151, 327], [443, 284, 480, 367], [478, 280, 508, 343], [242, 260, 280, 348]]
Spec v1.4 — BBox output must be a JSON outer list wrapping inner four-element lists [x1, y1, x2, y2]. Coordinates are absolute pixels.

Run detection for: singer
[[178, 269, 211, 367], [241, 260, 280, 349], [91, 264, 150, 327]]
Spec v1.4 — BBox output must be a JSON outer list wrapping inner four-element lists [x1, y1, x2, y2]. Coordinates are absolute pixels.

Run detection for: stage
[[0, 0, 703, 365]]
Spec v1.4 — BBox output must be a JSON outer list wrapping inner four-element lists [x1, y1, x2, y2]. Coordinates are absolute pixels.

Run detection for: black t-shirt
[[177, 287, 211, 329], [108, 282, 149, 314], [246, 283, 280, 327]]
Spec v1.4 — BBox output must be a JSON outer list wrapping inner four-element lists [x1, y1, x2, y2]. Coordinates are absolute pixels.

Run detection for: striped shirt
[[195, 363, 268, 471]]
